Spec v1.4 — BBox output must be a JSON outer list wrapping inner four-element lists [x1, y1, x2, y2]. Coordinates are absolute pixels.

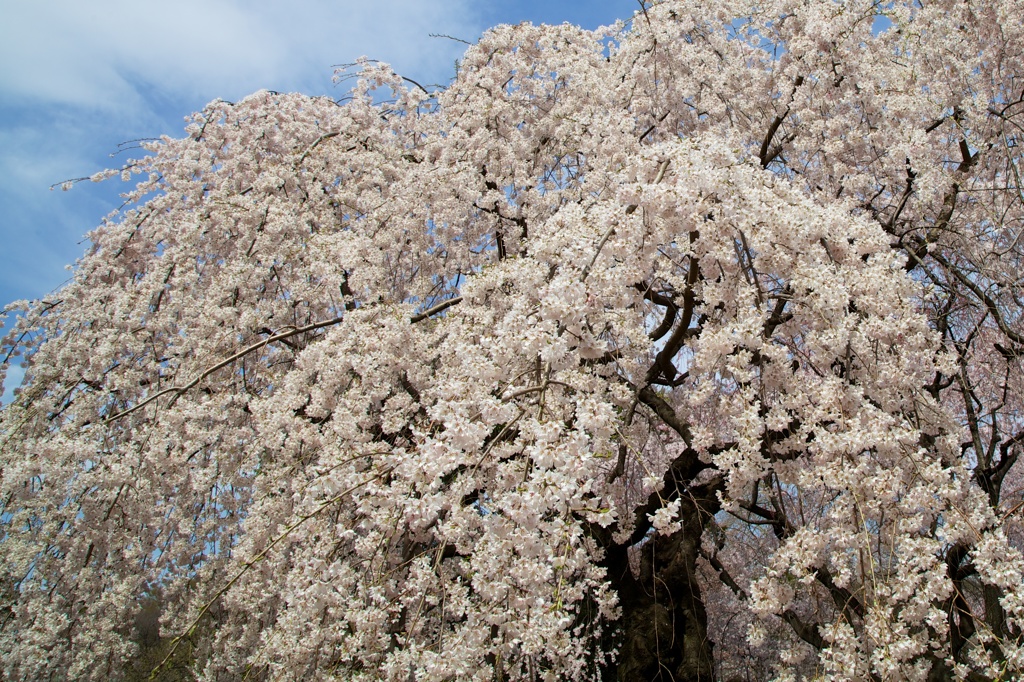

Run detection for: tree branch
[[104, 315, 347, 423], [410, 296, 463, 323]]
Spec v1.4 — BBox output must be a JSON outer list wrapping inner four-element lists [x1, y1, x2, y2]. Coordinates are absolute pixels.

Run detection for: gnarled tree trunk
[[604, 479, 721, 681]]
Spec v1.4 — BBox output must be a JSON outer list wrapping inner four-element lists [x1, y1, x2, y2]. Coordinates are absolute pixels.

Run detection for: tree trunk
[[605, 483, 720, 681]]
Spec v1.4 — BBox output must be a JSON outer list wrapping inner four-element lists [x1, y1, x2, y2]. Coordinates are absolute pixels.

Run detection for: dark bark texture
[[602, 479, 721, 682]]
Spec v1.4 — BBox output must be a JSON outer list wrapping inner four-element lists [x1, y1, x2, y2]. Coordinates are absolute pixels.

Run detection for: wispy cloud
[[1, 0, 479, 110]]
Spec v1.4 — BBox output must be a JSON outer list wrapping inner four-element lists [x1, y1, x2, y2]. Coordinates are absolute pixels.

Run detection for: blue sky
[[0, 0, 637, 399]]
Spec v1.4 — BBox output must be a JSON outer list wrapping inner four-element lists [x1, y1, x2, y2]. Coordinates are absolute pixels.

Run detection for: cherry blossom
[[2, 1, 1023, 679]]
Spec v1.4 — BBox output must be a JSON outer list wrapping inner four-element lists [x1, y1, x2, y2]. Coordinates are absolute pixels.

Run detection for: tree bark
[[604, 480, 720, 681]]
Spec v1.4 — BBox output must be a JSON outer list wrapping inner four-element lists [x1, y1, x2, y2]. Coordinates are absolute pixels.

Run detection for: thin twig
[[429, 33, 473, 46]]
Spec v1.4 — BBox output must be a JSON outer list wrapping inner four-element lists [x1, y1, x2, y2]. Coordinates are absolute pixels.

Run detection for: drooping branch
[[637, 385, 693, 445], [152, 464, 396, 678], [103, 315, 347, 423], [635, 281, 679, 341], [928, 250, 1024, 346], [740, 498, 866, 622]]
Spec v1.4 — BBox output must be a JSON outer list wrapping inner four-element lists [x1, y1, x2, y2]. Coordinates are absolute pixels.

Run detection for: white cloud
[[0, 0, 480, 109], [0, 107, 138, 295]]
